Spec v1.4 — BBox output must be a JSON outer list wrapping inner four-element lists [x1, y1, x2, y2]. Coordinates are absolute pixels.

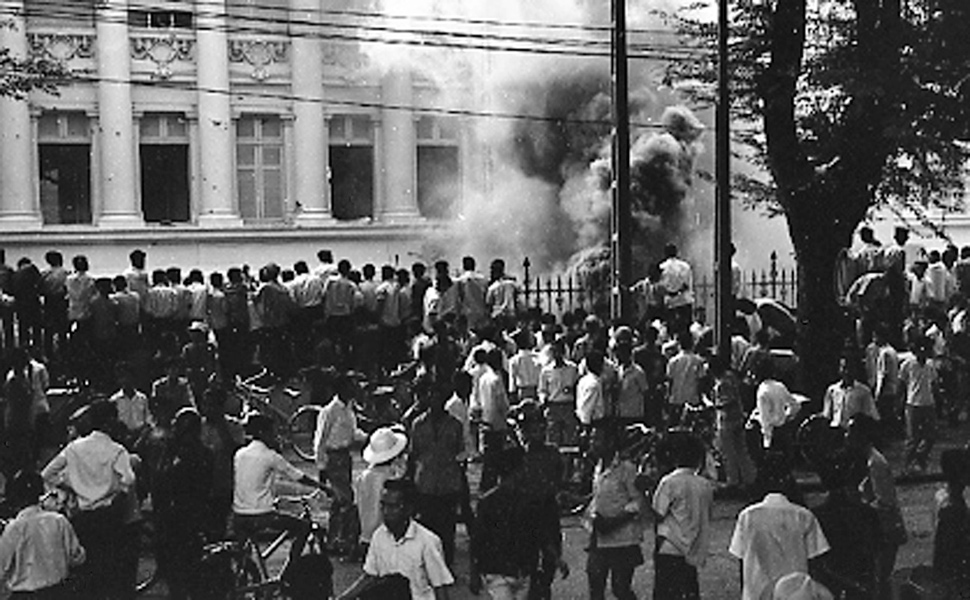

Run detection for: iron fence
[[516, 251, 798, 318]]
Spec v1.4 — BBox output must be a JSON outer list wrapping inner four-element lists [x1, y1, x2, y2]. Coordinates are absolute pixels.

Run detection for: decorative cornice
[[28, 33, 96, 62], [228, 38, 288, 81], [321, 41, 369, 84], [130, 34, 195, 80]]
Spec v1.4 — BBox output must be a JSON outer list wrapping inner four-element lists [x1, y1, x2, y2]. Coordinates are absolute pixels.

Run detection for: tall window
[[416, 116, 460, 219], [329, 115, 374, 221], [38, 112, 91, 225], [236, 115, 285, 222], [140, 113, 190, 223]]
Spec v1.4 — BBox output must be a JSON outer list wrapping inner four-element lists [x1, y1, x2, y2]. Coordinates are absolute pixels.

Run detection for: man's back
[[41, 431, 134, 510], [729, 493, 829, 600], [0, 505, 85, 593], [812, 495, 881, 598]]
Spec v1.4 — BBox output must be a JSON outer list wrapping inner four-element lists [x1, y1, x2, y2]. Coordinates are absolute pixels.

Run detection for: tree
[[664, 0, 970, 398]]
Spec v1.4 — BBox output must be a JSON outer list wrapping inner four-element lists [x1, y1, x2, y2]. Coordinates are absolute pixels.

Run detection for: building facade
[[0, 0, 480, 272]]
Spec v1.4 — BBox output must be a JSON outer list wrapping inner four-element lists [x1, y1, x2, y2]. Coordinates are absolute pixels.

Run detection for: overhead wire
[[63, 72, 705, 131], [12, 1, 706, 59]]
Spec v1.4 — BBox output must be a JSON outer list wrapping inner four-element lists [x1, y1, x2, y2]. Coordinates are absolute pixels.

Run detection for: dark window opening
[[140, 145, 190, 223], [329, 146, 373, 221], [128, 9, 193, 28], [417, 146, 459, 219], [39, 144, 91, 225]]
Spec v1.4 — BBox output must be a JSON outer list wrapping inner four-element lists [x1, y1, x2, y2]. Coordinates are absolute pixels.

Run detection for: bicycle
[[202, 492, 332, 599], [231, 369, 312, 459]]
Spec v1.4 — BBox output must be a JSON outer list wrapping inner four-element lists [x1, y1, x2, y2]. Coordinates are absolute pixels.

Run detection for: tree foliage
[[659, 0, 970, 395], [1, 26, 72, 99], [663, 0, 969, 223]]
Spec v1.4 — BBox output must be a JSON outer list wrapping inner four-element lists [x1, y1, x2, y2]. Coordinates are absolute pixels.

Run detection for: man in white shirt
[[508, 330, 541, 401], [338, 479, 454, 600], [110, 367, 151, 441], [234, 414, 329, 570], [872, 327, 901, 436], [485, 259, 519, 325], [539, 338, 579, 447], [899, 338, 938, 473], [0, 471, 85, 597], [41, 400, 135, 598], [576, 351, 607, 427], [473, 349, 510, 492], [455, 256, 489, 331], [821, 356, 879, 429], [729, 462, 830, 600], [314, 374, 367, 553], [659, 243, 694, 336]]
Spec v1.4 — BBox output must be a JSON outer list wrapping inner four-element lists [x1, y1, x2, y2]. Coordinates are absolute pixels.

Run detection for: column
[[0, 0, 40, 229], [379, 67, 421, 222], [96, 0, 141, 227], [196, 0, 241, 226], [290, 0, 332, 226]]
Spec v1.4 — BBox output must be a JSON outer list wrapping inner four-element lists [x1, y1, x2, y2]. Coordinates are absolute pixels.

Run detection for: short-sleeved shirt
[[364, 520, 454, 600], [41, 431, 136, 511], [729, 493, 830, 600], [667, 351, 705, 406], [410, 412, 463, 496], [822, 381, 879, 428], [232, 440, 305, 515], [576, 372, 605, 426], [589, 458, 642, 548], [615, 362, 649, 419], [0, 506, 85, 592], [538, 361, 578, 405], [899, 356, 937, 407], [653, 467, 715, 567]]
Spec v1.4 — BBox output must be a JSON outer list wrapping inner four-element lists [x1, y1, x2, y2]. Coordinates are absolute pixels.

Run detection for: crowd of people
[[0, 238, 967, 599]]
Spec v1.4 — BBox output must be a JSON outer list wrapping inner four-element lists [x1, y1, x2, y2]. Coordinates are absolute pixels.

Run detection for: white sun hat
[[362, 427, 408, 466]]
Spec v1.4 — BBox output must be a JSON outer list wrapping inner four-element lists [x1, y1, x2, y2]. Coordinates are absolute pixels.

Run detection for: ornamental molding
[[130, 34, 195, 80], [228, 39, 288, 81], [28, 33, 96, 62], [321, 41, 370, 84]]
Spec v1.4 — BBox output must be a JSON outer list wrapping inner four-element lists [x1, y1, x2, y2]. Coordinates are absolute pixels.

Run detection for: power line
[[60, 72, 699, 132], [13, 3, 706, 60], [21, 0, 675, 37]]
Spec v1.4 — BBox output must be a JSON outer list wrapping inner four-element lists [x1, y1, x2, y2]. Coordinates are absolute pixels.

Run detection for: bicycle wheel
[[288, 405, 322, 462], [232, 552, 269, 600]]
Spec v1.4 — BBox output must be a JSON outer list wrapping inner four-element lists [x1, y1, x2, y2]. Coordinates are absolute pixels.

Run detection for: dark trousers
[[653, 553, 699, 600], [71, 501, 126, 599], [480, 430, 507, 493], [587, 546, 642, 600], [905, 405, 936, 469], [415, 493, 459, 567], [321, 450, 356, 552]]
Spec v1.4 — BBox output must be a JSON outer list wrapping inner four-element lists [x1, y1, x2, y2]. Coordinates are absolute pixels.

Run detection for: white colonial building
[[0, 0, 481, 272]]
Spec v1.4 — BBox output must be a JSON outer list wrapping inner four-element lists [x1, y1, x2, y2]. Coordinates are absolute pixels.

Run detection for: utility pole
[[715, 0, 733, 358], [611, 0, 632, 324]]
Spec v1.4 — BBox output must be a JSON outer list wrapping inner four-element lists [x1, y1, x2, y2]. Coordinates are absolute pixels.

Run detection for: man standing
[[659, 243, 694, 337], [123, 249, 150, 299], [612, 330, 649, 426], [338, 479, 454, 600], [473, 348, 510, 492], [486, 259, 519, 327], [666, 333, 705, 426], [455, 256, 489, 331], [40, 250, 69, 365], [0, 470, 86, 599], [538, 337, 579, 447], [42, 400, 136, 598], [899, 337, 938, 474], [314, 373, 367, 555], [410, 383, 464, 567], [729, 459, 830, 600], [652, 432, 715, 600], [323, 259, 361, 366], [821, 356, 879, 429]]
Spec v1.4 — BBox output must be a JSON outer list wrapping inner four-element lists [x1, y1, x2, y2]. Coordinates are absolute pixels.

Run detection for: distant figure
[[659, 243, 694, 337]]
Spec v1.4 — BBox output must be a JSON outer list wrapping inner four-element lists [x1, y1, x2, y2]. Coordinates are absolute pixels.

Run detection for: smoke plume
[[355, 0, 711, 276]]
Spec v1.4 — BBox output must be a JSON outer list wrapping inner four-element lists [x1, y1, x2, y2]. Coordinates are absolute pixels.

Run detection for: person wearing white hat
[[354, 427, 409, 561], [772, 572, 834, 600]]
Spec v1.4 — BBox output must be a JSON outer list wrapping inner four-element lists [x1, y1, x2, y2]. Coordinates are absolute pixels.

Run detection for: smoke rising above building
[[354, 0, 712, 275]]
